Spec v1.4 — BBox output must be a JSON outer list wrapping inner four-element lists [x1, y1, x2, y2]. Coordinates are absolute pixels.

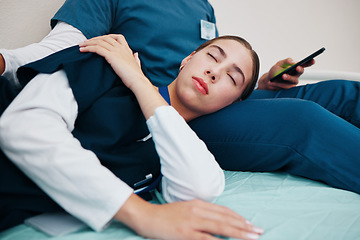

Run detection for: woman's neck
[[167, 81, 199, 122]]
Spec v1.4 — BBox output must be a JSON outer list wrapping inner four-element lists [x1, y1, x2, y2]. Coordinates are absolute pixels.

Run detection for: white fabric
[[0, 70, 224, 230], [0, 70, 131, 231], [148, 107, 225, 203], [0, 21, 86, 87]]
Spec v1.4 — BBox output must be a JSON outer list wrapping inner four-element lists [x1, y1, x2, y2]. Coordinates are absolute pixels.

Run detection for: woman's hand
[[80, 34, 167, 119], [257, 57, 315, 90], [115, 194, 264, 240], [79, 34, 146, 91]]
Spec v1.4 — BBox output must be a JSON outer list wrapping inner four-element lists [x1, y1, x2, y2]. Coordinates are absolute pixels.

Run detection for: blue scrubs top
[[51, 0, 218, 87]]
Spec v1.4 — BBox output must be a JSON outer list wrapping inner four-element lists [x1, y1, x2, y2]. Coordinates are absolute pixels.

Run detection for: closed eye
[[208, 53, 217, 62], [228, 74, 236, 86]]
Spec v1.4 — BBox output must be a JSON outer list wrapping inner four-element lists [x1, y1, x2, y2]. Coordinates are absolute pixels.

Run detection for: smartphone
[[269, 47, 325, 83]]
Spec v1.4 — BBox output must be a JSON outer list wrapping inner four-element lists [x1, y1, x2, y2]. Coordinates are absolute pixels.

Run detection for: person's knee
[[316, 80, 360, 96]]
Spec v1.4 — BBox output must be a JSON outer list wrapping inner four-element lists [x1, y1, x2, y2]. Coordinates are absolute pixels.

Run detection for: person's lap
[[249, 80, 360, 127], [189, 80, 360, 194]]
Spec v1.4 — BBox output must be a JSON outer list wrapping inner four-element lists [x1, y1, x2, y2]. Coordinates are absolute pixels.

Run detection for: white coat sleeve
[[146, 106, 225, 203], [0, 70, 133, 231], [0, 21, 86, 88]]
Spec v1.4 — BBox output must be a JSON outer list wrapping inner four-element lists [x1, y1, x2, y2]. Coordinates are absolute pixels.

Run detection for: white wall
[[209, 0, 360, 75], [1, 0, 359, 76], [0, 0, 65, 49]]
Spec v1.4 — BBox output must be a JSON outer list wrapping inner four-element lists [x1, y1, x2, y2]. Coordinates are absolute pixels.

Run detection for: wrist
[[127, 75, 153, 93], [114, 194, 155, 234], [130, 79, 168, 119], [0, 54, 5, 75]]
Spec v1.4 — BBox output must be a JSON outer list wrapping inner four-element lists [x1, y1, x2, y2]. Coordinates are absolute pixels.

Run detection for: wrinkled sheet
[[1, 171, 359, 240]]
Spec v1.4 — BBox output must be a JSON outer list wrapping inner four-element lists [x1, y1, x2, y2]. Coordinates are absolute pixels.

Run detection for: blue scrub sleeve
[[51, 0, 218, 86], [51, 0, 119, 39]]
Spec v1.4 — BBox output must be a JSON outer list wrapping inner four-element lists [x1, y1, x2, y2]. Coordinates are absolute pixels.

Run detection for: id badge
[[200, 19, 216, 40]]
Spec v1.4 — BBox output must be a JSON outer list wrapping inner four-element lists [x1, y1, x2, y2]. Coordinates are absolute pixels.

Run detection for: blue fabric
[[0, 47, 163, 231], [3, 0, 359, 232], [1, 0, 216, 227], [249, 80, 360, 128], [52, 0, 360, 194], [52, 0, 217, 87], [159, 86, 171, 105], [0, 79, 62, 231], [0, 76, 17, 116], [189, 80, 360, 194], [18, 46, 162, 189]]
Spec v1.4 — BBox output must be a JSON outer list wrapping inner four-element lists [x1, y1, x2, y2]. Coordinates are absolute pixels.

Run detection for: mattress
[[1, 170, 359, 240]]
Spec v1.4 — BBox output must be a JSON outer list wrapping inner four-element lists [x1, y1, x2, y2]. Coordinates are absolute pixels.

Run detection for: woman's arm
[[115, 193, 263, 240], [147, 106, 225, 202], [78, 35, 264, 239], [0, 21, 86, 87], [0, 37, 263, 239], [79, 34, 167, 118], [79, 34, 224, 202], [0, 70, 133, 231]]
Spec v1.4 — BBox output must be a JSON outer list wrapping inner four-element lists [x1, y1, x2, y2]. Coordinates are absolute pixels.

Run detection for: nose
[[205, 70, 216, 82]]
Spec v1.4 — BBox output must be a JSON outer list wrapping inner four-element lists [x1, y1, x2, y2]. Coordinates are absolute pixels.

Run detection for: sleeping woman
[[0, 34, 263, 240]]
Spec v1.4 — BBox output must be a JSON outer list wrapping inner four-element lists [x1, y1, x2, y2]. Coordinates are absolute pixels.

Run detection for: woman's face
[[174, 39, 253, 117]]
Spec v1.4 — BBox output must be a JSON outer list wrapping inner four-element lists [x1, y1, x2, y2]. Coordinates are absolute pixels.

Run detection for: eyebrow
[[210, 45, 227, 58], [209, 44, 246, 84]]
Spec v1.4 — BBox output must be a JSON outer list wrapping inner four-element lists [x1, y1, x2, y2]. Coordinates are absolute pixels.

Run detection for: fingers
[[302, 58, 315, 68], [280, 58, 295, 68], [190, 200, 263, 239], [111, 34, 130, 48], [195, 200, 250, 225], [269, 77, 298, 90], [79, 34, 132, 55], [197, 218, 262, 240], [283, 71, 300, 83], [79, 40, 111, 57], [82, 34, 127, 46], [121, 197, 264, 240]]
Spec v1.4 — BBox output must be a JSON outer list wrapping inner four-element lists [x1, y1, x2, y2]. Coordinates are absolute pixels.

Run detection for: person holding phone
[[269, 48, 325, 84], [1, 0, 359, 205]]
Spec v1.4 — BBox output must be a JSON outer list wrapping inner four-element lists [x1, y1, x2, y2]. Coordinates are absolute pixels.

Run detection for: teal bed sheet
[[1, 171, 360, 240]]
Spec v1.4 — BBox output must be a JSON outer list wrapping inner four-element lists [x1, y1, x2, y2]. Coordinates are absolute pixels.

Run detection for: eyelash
[[208, 53, 217, 62], [228, 74, 236, 86]]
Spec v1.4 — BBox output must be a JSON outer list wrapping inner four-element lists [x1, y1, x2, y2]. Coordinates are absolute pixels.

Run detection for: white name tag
[[200, 19, 216, 40]]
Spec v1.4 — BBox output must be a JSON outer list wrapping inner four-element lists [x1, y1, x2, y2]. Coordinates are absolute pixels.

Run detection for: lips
[[192, 77, 209, 95]]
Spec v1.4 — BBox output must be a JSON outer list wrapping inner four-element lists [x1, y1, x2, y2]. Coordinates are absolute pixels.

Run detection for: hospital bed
[[0, 1, 360, 239]]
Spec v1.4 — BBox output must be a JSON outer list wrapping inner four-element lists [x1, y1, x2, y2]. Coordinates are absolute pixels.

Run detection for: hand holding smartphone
[[269, 47, 325, 83]]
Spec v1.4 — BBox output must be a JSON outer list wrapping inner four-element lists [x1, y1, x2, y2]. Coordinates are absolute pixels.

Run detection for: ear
[[180, 51, 196, 68]]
